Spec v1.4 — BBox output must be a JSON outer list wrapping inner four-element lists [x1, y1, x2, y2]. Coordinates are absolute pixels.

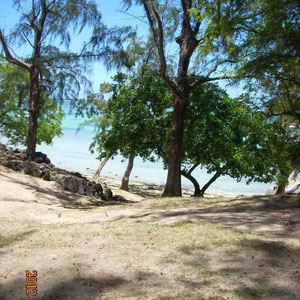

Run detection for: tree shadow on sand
[[0, 274, 127, 300], [112, 194, 300, 238], [0, 269, 173, 300], [0, 229, 36, 249], [176, 235, 300, 299]]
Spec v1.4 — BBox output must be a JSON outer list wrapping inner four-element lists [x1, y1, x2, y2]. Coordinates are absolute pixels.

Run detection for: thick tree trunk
[[27, 70, 41, 160], [93, 156, 110, 181], [120, 152, 135, 191], [199, 172, 221, 197], [275, 185, 286, 195], [162, 97, 188, 197]]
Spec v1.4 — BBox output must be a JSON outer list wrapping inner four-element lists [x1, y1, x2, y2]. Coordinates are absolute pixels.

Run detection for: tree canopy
[[0, 58, 63, 146]]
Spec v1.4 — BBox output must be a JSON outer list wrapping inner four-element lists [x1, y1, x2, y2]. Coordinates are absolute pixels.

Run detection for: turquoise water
[[5, 102, 271, 195]]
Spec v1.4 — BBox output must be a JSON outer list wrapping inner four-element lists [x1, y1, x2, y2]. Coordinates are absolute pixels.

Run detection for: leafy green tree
[[182, 84, 293, 196], [87, 67, 292, 196], [0, 0, 103, 159], [93, 68, 171, 191], [120, 0, 252, 196], [220, 0, 300, 192], [0, 58, 63, 146]]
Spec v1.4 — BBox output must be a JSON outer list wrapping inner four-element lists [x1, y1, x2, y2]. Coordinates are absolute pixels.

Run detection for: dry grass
[[0, 166, 299, 299]]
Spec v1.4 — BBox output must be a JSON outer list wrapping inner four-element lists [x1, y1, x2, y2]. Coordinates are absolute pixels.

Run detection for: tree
[[225, 0, 300, 192], [181, 84, 292, 196], [92, 68, 171, 191], [218, 0, 300, 122], [121, 0, 250, 196], [0, 58, 63, 146], [76, 91, 112, 180], [0, 0, 102, 159], [88, 67, 293, 196]]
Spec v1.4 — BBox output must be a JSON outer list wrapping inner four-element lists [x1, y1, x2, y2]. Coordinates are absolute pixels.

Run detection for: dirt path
[[0, 166, 300, 300]]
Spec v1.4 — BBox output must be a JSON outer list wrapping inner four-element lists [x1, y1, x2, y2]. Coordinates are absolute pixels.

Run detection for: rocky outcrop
[[0, 144, 124, 202]]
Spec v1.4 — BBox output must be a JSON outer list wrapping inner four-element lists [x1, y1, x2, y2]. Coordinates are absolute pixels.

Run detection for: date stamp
[[26, 270, 37, 300]]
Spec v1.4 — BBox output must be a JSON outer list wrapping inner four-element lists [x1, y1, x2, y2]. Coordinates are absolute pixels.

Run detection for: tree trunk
[[93, 156, 110, 181], [162, 97, 188, 197], [181, 171, 201, 197], [199, 172, 221, 197], [27, 70, 41, 160], [180, 163, 201, 197], [275, 185, 286, 195], [120, 152, 135, 191]]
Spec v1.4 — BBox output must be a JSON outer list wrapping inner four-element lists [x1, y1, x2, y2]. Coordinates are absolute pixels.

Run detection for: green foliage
[[212, 0, 300, 122], [76, 92, 111, 151], [5, 0, 108, 103], [92, 67, 172, 161], [0, 59, 64, 146], [183, 83, 294, 185], [89, 66, 292, 187]]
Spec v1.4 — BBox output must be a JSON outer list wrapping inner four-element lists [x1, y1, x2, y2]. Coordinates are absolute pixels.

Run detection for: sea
[[4, 102, 272, 196]]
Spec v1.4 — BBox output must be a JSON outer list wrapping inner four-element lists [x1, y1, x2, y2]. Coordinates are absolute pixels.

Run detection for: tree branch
[[0, 30, 31, 70], [187, 162, 200, 175], [142, 0, 178, 95], [190, 74, 235, 87], [206, 59, 236, 78]]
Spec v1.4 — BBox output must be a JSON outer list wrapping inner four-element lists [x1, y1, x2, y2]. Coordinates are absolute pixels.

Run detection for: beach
[[1, 101, 271, 196], [38, 102, 271, 196]]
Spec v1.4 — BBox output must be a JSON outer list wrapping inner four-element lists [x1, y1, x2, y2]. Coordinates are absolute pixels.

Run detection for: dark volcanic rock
[[102, 188, 113, 200], [34, 151, 51, 164], [24, 162, 43, 178], [34, 157, 44, 164]]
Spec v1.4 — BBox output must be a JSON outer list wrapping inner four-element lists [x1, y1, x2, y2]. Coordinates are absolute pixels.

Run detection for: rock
[[35, 152, 47, 160], [60, 176, 78, 193], [23, 162, 43, 178], [44, 157, 51, 164], [11, 160, 25, 171], [94, 183, 103, 194], [0, 144, 130, 202], [34, 151, 51, 164], [2, 159, 24, 171], [73, 172, 83, 178], [35, 157, 44, 164], [42, 168, 51, 181], [102, 188, 113, 200], [59, 176, 86, 195]]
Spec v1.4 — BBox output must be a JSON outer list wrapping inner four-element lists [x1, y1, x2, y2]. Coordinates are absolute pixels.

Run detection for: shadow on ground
[[113, 194, 300, 238], [176, 232, 300, 299], [0, 172, 129, 210]]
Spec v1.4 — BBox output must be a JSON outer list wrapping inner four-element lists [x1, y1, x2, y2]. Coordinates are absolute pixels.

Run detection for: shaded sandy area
[[0, 165, 300, 300]]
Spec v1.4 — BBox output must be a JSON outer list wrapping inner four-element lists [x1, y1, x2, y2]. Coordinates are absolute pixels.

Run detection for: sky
[[0, 0, 147, 91], [0, 0, 242, 97]]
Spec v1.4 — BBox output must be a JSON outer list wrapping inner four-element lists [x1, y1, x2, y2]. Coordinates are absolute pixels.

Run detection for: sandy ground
[[0, 165, 300, 300]]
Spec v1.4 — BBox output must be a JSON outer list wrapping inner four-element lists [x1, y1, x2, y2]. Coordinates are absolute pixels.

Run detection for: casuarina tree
[[0, 0, 103, 159]]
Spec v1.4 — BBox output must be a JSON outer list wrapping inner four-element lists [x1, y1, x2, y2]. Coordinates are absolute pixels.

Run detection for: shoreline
[[0, 139, 269, 197], [94, 174, 261, 199]]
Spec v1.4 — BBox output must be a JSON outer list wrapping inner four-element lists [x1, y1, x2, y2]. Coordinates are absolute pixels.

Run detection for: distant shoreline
[[91, 174, 265, 198]]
